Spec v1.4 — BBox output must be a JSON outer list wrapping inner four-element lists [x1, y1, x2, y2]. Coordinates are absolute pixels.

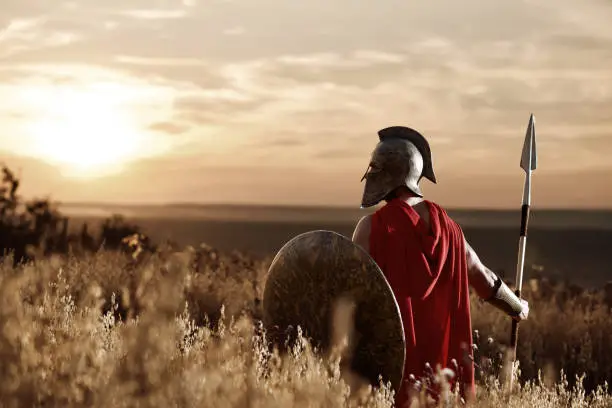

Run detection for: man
[[351, 126, 529, 406]]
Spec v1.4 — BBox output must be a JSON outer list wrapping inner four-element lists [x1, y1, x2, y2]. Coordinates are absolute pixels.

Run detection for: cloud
[[223, 27, 245, 36], [0, 17, 82, 57], [119, 9, 187, 20], [1, 0, 612, 207], [0, 18, 41, 41], [114, 55, 209, 67], [103, 34, 612, 176], [148, 122, 189, 135], [249, 138, 305, 148]]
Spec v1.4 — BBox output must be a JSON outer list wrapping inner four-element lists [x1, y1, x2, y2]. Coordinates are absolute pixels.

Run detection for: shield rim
[[262, 229, 406, 392]]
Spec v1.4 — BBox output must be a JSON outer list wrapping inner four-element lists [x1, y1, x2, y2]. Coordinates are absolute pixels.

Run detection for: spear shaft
[[509, 114, 537, 390]]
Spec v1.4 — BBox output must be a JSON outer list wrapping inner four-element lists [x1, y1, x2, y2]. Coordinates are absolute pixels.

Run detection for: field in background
[[62, 203, 612, 289]]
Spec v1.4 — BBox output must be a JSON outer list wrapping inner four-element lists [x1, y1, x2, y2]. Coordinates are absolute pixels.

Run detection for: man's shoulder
[[352, 213, 374, 251], [425, 199, 444, 210], [356, 213, 374, 228], [426, 199, 451, 215], [426, 200, 464, 230], [354, 212, 375, 238]]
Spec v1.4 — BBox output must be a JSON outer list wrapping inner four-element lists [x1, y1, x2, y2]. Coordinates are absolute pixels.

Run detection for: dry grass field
[[1, 244, 611, 408]]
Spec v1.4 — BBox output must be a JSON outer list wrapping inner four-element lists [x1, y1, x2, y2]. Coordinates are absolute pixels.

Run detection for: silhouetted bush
[[0, 163, 155, 265]]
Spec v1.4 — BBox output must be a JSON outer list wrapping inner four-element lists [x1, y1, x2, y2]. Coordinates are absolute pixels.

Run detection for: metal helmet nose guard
[[360, 126, 437, 208]]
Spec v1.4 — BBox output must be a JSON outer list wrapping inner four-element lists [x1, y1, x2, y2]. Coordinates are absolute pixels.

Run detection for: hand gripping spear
[[509, 114, 537, 390]]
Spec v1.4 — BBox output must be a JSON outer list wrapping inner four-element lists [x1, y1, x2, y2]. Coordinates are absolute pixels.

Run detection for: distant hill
[[58, 202, 612, 230]]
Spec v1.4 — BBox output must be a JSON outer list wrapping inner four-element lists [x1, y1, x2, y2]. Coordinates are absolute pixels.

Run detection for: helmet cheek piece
[[360, 171, 394, 208]]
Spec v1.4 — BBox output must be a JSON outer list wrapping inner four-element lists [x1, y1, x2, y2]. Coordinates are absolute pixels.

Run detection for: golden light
[[22, 82, 162, 179]]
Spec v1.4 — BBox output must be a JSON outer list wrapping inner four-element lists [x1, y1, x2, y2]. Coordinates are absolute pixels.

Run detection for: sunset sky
[[1, 0, 611, 209]]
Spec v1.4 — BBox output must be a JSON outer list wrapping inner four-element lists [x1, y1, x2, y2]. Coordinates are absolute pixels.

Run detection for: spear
[[509, 113, 537, 390]]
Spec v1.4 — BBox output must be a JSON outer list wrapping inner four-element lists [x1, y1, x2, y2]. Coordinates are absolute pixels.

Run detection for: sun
[[23, 84, 153, 178]]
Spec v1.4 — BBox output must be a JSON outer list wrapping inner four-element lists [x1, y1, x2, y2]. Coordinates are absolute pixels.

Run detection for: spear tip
[[521, 114, 537, 172]]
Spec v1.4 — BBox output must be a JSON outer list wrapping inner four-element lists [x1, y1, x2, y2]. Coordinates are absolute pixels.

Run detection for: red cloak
[[369, 198, 475, 405]]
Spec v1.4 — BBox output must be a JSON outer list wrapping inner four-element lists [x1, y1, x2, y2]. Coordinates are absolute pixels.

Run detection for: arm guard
[[485, 277, 524, 317]]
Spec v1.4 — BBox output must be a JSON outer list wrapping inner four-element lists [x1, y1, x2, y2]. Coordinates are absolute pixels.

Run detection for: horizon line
[[55, 200, 612, 212]]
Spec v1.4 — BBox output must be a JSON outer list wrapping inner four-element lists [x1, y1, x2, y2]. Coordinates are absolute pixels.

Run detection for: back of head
[[360, 126, 436, 208]]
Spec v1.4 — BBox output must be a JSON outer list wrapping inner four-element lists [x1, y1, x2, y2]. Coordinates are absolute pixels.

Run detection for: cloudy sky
[[1, 0, 611, 209]]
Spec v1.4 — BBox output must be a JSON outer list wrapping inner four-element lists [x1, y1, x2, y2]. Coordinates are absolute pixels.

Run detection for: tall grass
[[0, 247, 610, 407]]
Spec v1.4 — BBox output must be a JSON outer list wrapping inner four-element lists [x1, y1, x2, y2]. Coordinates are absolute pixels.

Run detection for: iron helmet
[[360, 126, 437, 208]]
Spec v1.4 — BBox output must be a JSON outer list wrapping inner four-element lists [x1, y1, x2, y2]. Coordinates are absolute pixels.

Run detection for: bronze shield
[[262, 230, 406, 393]]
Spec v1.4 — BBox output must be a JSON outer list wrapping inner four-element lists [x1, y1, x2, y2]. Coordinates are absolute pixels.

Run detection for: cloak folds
[[369, 198, 475, 404]]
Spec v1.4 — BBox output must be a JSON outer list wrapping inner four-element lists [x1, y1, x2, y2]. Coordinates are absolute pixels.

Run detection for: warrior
[[352, 126, 529, 405]]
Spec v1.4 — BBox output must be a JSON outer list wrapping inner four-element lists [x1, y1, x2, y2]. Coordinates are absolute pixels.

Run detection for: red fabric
[[369, 198, 475, 406]]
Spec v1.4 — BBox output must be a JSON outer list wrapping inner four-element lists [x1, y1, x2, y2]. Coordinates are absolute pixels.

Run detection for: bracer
[[485, 277, 523, 317]]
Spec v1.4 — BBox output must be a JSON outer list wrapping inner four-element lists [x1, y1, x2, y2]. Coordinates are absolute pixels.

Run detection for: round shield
[[262, 230, 405, 393]]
